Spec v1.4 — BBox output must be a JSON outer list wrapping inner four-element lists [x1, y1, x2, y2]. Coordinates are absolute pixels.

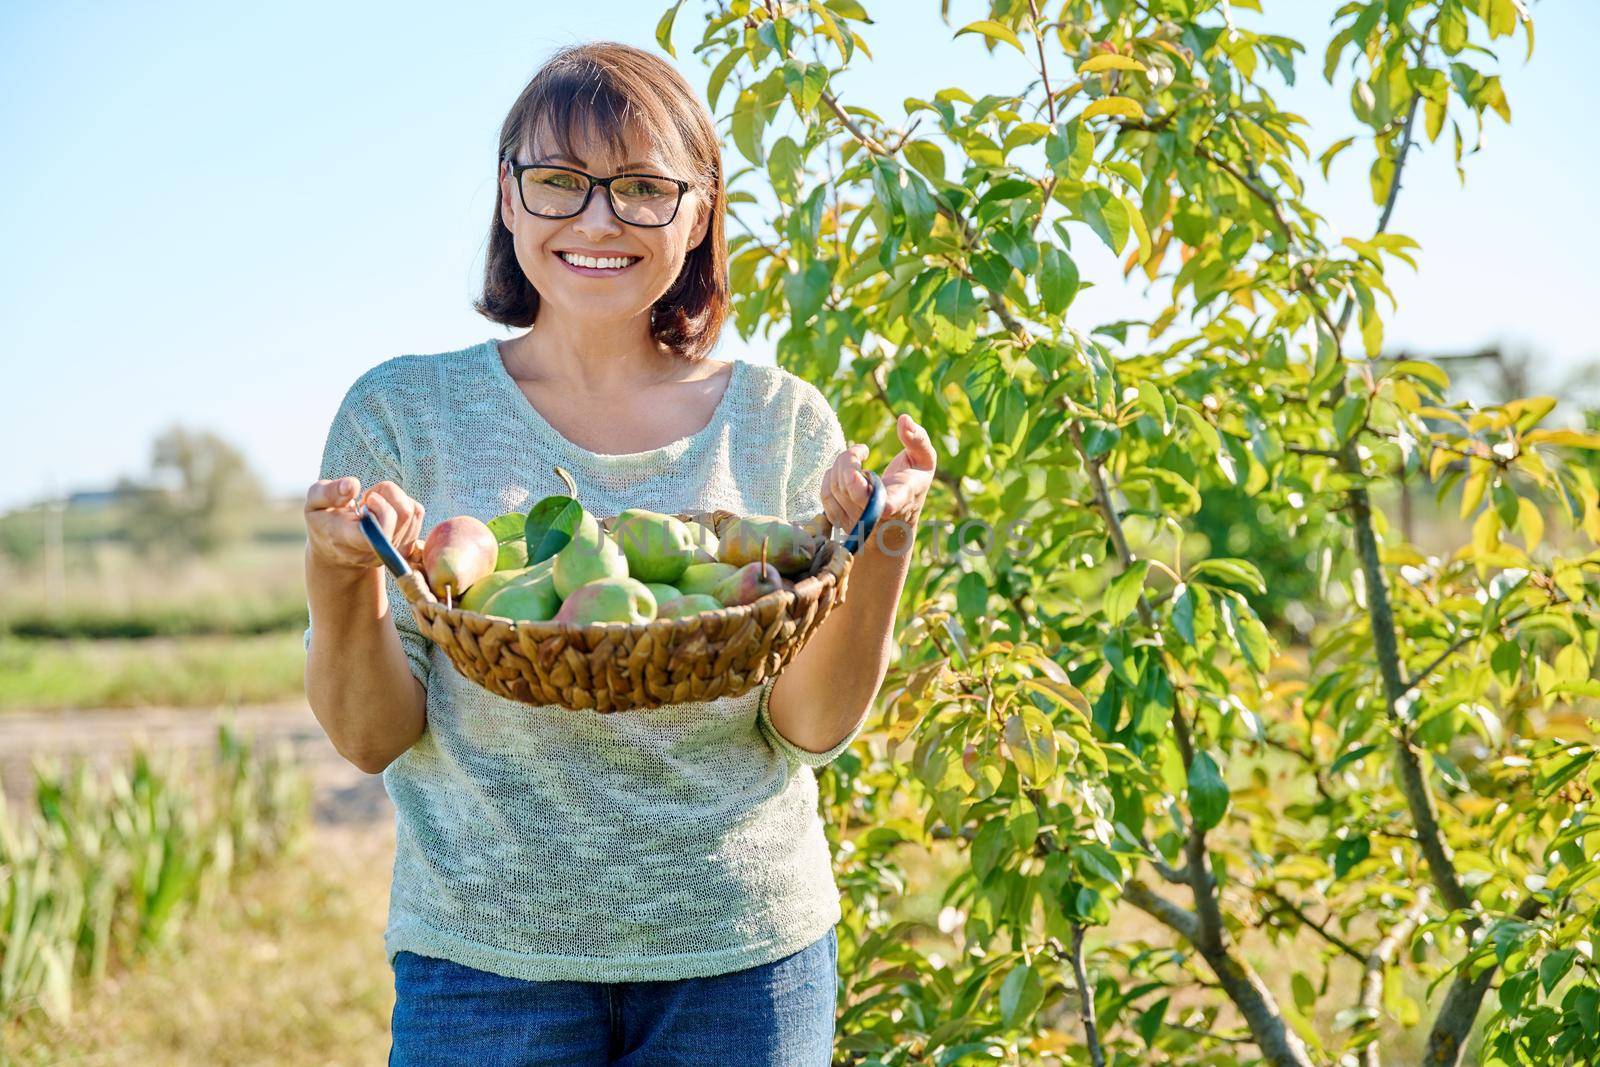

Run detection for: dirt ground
[[0, 701, 393, 828]]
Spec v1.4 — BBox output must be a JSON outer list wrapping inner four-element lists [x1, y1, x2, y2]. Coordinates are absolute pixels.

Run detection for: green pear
[[460, 557, 551, 613], [494, 538, 530, 571], [611, 508, 698, 583], [716, 515, 821, 574], [712, 560, 784, 607], [684, 520, 720, 564], [643, 583, 680, 606], [656, 593, 723, 618], [554, 576, 656, 625], [552, 522, 628, 599], [480, 568, 560, 622], [677, 561, 738, 598]]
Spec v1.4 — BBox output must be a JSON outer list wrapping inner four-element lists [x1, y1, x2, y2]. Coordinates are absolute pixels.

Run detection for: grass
[[0, 633, 308, 710], [0, 727, 311, 1043], [0, 826, 394, 1066], [0, 536, 308, 640]]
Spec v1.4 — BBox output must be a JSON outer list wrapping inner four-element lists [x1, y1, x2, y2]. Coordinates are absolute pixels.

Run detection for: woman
[[302, 41, 934, 1066]]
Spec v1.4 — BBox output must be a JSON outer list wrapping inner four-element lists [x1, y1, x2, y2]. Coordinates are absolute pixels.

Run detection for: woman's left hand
[[822, 413, 938, 538]]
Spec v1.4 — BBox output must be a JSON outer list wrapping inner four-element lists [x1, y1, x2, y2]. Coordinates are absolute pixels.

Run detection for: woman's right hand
[[304, 476, 426, 574]]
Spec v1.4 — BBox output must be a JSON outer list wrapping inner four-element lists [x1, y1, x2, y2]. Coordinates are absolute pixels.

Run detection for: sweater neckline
[[481, 338, 745, 470]]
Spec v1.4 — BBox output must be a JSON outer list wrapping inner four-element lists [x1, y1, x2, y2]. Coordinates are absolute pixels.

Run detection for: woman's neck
[[502, 312, 688, 393]]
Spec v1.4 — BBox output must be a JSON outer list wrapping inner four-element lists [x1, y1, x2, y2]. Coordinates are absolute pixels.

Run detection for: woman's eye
[[617, 179, 668, 199]]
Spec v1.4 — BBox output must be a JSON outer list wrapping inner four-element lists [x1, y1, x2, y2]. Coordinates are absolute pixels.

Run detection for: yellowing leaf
[[1082, 96, 1144, 121], [1517, 496, 1544, 553], [955, 19, 1026, 54], [1528, 429, 1600, 450], [1079, 53, 1147, 74], [1389, 359, 1451, 393], [1460, 459, 1490, 520]]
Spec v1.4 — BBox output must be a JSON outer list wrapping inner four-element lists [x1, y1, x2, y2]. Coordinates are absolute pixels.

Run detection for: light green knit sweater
[[303, 337, 865, 982]]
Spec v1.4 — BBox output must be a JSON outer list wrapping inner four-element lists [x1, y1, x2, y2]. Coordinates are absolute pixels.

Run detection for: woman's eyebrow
[[535, 153, 666, 171]]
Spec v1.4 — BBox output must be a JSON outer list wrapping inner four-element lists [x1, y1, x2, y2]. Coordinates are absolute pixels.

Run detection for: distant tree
[[123, 424, 265, 556]]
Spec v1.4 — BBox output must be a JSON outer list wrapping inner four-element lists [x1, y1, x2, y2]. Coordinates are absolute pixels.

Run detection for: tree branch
[[1122, 882, 1317, 1067], [1069, 924, 1107, 1067], [1260, 886, 1365, 963], [1424, 896, 1545, 1064], [1358, 889, 1432, 1067]]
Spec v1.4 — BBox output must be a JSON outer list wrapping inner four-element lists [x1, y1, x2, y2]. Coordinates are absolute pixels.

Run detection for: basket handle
[[357, 505, 414, 579], [842, 469, 886, 554]]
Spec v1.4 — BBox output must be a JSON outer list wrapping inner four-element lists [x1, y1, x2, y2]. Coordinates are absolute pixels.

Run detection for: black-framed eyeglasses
[[501, 160, 691, 228]]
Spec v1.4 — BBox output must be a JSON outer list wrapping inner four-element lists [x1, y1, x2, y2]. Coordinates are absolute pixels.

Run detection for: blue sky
[[2, 1, 1594, 511]]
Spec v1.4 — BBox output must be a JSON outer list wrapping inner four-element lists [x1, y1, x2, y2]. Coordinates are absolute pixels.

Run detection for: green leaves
[[1221, 593, 1273, 671], [1003, 707, 1058, 783], [1071, 187, 1132, 255], [1188, 752, 1230, 831], [1038, 244, 1080, 316], [682, 2, 1578, 1062], [523, 495, 584, 564], [1103, 559, 1151, 624], [999, 961, 1045, 1027]]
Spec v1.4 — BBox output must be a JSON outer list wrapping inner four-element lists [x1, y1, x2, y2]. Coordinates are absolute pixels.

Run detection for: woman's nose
[[572, 184, 625, 238]]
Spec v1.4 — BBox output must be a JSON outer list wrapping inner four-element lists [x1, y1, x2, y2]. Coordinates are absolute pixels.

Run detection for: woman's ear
[[498, 162, 517, 231], [687, 195, 710, 250]]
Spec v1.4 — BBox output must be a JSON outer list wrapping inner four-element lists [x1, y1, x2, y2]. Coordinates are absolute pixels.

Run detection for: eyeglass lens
[[519, 167, 681, 225]]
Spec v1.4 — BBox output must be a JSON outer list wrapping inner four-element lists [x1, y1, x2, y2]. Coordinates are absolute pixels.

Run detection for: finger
[[364, 480, 411, 516], [822, 493, 853, 535], [393, 501, 424, 557], [362, 490, 400, 540], [306, 476, 360, 513], [841, 464, 870, 511], [896, 414, 938, 471]]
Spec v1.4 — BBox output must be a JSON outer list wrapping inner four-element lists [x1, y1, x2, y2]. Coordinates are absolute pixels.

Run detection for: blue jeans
[[389, 926, 839, 1066]]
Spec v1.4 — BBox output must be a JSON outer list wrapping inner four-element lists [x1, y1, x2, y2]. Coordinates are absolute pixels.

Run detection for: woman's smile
[[555, 249, 642, 276]]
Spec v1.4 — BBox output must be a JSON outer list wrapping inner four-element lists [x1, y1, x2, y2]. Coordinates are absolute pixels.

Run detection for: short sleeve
[[783, 383, 848, 525], [758, 380, 863, 771], [756, 675, 865, 771], [302, 375, 432, 691]]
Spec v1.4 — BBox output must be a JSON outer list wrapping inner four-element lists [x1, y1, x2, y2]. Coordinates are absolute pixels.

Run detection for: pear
[[480, 567, 560, 622], [611, 509, 698, 583], [460, 557, 553, 614], [420, 515, 499, 600], [716, 515, 821, 574], [643, 583, 681, 606], [712, 560, 784, 607], [684, 520, 720, 564], [552, 521, 628, 599], [656, 593, 723, 618], [677, 561, 738, 598], [494, 538, 530, 571], [554, 576, 656, 625]]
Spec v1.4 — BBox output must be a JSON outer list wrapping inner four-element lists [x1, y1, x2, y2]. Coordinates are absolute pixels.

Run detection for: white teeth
[[559, 252, 639, 270]]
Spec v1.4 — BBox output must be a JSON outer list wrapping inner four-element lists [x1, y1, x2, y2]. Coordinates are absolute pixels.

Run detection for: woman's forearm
[[303, 545, 427, 773], [766, 520, 916, 752]]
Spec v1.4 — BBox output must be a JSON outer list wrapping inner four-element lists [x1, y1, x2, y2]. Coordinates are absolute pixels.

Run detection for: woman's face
[[498, 126, 709, 328]]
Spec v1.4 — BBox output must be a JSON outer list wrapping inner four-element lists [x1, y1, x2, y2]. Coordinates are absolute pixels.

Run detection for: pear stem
[[554, 465, 579, 504]]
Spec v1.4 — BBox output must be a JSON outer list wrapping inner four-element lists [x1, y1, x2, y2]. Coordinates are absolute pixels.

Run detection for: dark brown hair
[[475, 41, 729, 362]]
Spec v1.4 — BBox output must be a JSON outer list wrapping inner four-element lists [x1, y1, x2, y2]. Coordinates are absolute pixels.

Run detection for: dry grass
[[1, 824, 397, 1067]]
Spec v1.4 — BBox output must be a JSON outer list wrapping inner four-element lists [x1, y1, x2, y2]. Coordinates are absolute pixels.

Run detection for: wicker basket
[[358, 476, 884, 713]]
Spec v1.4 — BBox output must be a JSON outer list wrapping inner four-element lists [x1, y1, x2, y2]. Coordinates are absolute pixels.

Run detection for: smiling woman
[[298, 37, 934, 1067], [476, 40, 728, 362]]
